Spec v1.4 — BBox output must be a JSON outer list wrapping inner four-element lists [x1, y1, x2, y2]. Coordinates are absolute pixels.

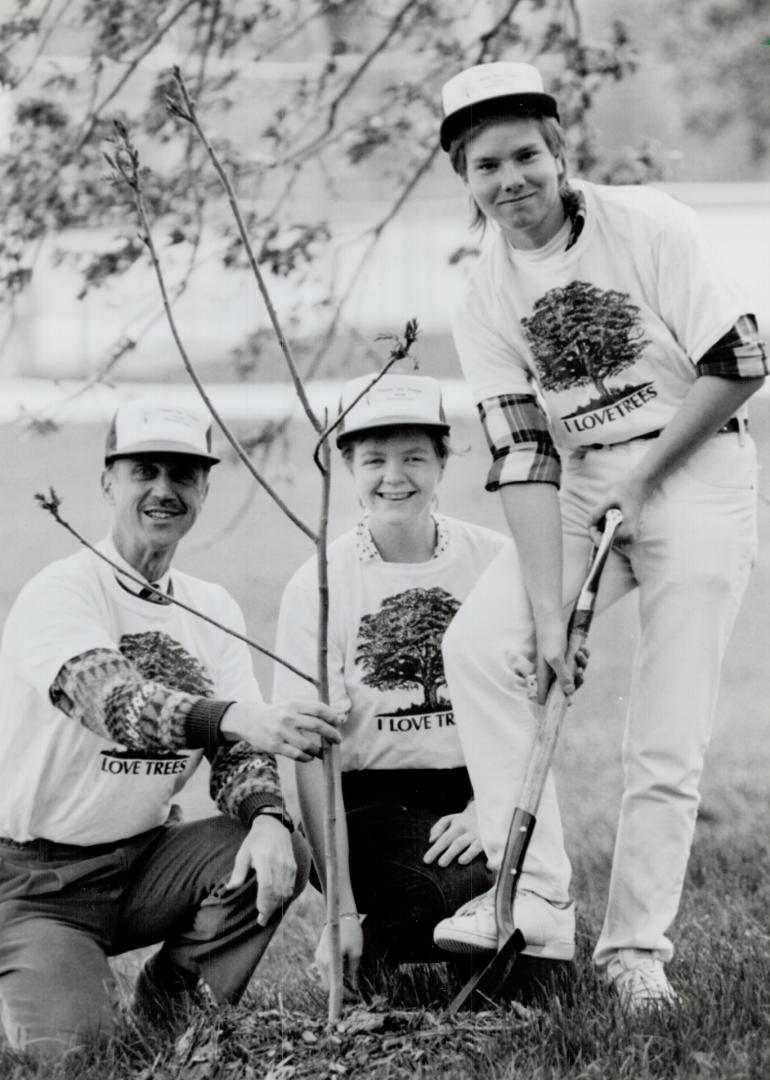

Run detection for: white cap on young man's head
[[104, 402, 220, 465], [335, 374, 450, 447], [440, 61, 559, 150]]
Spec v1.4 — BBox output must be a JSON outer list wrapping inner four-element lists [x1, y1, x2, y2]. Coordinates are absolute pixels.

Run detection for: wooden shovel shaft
[[496, 509, 622, 936], [517, 510, 623, 814]]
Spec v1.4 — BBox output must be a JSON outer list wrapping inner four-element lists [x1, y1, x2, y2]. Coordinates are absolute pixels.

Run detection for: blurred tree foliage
[[656, 0, 769, 162], [0, 0, 663, 379]]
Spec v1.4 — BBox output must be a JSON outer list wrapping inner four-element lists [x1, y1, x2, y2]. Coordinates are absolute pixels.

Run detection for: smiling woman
[[343, 428, 447, 563], [273, 373, 511, 998]]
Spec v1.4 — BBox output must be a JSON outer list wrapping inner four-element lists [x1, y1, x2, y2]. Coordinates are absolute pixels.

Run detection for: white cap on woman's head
[[440, 61, 559, 150], [335, 373, 450, 447]]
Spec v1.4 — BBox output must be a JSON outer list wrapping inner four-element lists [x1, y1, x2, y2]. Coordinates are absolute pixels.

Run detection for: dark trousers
[[339, 769, 495, 983], [0, 814, 309, 1058]]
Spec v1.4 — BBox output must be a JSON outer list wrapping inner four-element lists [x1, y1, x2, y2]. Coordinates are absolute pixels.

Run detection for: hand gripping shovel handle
[[448, 509, 623, 1013]]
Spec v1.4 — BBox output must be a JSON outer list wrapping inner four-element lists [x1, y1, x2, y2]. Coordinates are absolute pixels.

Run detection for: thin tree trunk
[[316, 438, 343, 1021]]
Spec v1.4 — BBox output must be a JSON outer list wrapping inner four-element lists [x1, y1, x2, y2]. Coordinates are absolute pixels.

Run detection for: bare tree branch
[[253, 0, 332, 63], [71, 0, 201, 157], [279, 0, 421, 167], [476, 0, 527, 61], [313, 431, 344, 1021], [5, 0, 77, 85], [303, 141, 440, 385], [171, 67, 323, 435], [108, 119, 317, 543], [34, 488, 316, 684], [192, 0, 221, 99], [313, 318, 420, 470]]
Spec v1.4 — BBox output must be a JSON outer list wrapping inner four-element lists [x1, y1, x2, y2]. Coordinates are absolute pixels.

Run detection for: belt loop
[[738, 415, 747, 447]]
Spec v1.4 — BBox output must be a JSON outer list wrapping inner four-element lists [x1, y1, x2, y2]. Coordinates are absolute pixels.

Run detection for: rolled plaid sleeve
[[696, 315, 768, 379], [478, 393, 561, 489]]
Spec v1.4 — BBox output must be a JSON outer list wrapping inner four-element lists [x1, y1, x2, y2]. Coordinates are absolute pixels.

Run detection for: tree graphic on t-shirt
[[356, 587, 460, 712], [102, 631, 215, 761], [120, 631, 214, 695], [522, 281, 649, 404]]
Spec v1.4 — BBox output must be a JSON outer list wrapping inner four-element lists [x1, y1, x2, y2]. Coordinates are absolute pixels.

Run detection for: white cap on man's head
[[104, 402, 220, 465], [335, 374, 450, 447], [440, 61, 559, 150]]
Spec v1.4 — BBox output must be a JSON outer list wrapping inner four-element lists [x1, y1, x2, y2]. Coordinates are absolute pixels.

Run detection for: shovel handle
[[447, 510, 623, 1013], [495, 508, 623, 942]]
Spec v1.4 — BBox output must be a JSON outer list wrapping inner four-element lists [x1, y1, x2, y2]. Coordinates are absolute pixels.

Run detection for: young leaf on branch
[[313, 317, 420, 472]]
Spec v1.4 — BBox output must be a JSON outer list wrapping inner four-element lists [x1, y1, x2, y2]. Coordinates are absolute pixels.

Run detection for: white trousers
[[442, 433, 758, 966]]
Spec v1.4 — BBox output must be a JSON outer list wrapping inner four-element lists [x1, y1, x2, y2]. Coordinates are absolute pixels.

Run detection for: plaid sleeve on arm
[[50, 648, 229, 752], [209, 741, 288, 829], [696, 315, 768, 379], [478, 394, 561, 489]]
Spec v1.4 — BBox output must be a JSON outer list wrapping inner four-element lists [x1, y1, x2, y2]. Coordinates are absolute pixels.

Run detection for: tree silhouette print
[[356, 588, 460, 711], [119, 631, 215, 696], [522, 281, 649, 402]]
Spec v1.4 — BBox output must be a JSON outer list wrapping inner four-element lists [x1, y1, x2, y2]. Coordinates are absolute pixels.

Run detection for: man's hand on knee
[[226, 817, 297, 927]]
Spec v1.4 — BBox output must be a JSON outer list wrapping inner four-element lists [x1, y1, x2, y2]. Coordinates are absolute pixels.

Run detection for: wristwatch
[[252, 805, 294, 833]]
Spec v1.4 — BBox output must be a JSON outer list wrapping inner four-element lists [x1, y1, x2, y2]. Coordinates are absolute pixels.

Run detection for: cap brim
[[336, 418, 450, 448], [440, 92, 559, 151], [105, 440, 220, 465]]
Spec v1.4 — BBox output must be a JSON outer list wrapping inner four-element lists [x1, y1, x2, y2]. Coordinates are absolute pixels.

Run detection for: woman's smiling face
[[463, 117, 566, 249], [349, 428, 444, 527]]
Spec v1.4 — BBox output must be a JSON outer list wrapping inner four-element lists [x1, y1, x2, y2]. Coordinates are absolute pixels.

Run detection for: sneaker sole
[[433, 929, 496, 954], [519, 940, 575, 962], [434, 930, 575, 962]]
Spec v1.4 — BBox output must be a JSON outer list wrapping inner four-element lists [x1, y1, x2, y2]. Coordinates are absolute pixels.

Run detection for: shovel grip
[[495, 807, 535, 941]]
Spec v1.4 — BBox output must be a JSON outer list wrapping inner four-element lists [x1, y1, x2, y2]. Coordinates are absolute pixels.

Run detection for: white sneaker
[[433, 886, 575, 961], [606, 949, 679, 1011]]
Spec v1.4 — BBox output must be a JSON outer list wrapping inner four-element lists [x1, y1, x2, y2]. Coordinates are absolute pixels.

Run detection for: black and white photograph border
[[0, 1, 768, 1077]]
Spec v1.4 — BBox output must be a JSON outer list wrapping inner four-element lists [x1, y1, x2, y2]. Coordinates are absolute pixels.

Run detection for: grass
[[1, 405, 770, 1078]]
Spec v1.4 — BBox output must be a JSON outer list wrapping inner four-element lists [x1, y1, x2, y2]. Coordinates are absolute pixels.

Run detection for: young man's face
[[102, 454, 209, 562], [464, 118, 566, 250]]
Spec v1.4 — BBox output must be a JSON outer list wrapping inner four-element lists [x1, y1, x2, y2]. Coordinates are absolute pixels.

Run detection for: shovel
[[448, 508, 623, 1013]]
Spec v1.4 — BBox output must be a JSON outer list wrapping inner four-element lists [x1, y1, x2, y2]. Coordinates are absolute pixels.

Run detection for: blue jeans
[[0, 813, 309, 1058]]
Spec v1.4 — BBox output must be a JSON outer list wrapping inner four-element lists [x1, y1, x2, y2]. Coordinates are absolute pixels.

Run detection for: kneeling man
[[0, 403, 339, 1058]]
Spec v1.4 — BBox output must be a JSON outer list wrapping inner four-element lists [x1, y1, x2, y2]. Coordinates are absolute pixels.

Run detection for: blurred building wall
[[2, 182, 767, 380]]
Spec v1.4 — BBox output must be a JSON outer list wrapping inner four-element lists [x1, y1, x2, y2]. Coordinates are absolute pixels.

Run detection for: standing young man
[[0, 402, 340, 1057], [430, 62, 766, 1009]]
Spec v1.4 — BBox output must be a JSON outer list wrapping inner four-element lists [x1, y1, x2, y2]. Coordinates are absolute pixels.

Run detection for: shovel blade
[[447, 929, 527, 1014]]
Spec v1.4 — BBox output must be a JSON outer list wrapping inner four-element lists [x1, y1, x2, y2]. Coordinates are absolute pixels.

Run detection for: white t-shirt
[[274, 516, 510, 771], [452, 180, 748, 451], [0, 538, 263, 844]]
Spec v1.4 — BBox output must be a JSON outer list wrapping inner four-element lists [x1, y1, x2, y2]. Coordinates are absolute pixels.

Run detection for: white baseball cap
[[104, 402, 220, 465], [440, 62, 559, 151], [335, 374, 450, 447]]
